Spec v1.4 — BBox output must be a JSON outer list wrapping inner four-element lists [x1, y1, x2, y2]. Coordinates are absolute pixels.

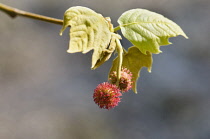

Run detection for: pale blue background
[[0, 0, 210, 138]]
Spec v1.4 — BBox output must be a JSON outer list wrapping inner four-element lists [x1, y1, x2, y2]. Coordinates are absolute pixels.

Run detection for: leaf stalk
[[114, 26, 121, 32], [115, 39, 123, 86]]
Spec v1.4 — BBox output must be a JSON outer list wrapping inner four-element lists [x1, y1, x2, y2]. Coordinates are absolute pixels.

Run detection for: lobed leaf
[[118, 9, 188, 54], [109, 46, 153, 93], [60, 6, 112, 68]]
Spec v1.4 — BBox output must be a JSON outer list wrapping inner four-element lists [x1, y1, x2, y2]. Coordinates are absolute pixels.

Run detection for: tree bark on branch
[[0, 3, 63, 25]]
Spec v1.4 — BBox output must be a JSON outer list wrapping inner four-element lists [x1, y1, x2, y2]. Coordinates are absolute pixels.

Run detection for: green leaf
[[60, 6, 112, 68], [118, 9, 188, 54], [109, 46, 153, 93]]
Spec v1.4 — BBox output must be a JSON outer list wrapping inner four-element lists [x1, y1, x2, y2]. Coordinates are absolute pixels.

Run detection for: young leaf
[[118, 9, 188, 54], [109, 46, 153, 93], [60, 6, 112, 68]]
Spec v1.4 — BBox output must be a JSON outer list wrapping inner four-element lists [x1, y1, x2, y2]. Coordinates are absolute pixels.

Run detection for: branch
[[0, 3, 63, 25]]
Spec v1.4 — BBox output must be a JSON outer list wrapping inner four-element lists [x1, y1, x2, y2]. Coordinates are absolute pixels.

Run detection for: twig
[[0, 3, 63, 25]]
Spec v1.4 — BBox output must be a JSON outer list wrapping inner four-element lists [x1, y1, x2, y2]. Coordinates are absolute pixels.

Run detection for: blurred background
[[0, 0, 210, 139]]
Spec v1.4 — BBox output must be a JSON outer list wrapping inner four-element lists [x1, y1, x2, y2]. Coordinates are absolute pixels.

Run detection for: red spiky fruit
[[93, 82, 122, 110], [109, 67, 133, 92]]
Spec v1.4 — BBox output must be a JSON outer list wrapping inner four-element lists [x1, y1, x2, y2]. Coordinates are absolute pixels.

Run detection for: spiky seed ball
[[109, 67, 133, 92], [93, 82, 122, 110]]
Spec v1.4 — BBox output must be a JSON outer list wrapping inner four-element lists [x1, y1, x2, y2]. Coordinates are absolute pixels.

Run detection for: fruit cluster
[[93, 68, 133, 110]]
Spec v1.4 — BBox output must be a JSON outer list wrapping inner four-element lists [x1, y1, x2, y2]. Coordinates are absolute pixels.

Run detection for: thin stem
[[0, 3, 63, 25], [114, 25, 121, 32], [115, 39, 123, 86]]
